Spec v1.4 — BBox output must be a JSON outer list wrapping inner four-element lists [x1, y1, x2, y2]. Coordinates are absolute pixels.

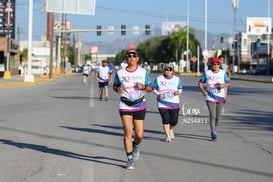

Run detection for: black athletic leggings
[[158, 108, 180, 126]]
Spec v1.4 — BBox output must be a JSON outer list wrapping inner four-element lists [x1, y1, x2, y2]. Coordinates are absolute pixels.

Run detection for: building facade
[[0, 37, 20, 77]]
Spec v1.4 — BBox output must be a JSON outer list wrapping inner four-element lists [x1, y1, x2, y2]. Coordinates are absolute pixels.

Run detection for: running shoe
[[165, 135, 172, 142], [211, 132, 217, 142], [170, 129, 174, 139], [126, 159, 134, 170], [99, 97, 102, 101], [132, 144, 140, 160], [105, 97, 108, 101]]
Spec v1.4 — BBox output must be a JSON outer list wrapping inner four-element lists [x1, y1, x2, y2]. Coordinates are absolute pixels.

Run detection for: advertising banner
[[0, 0, 15, 38], [46, 0, 96, 15], [161, 22, 186, 35], [246, 17, 272, 35]]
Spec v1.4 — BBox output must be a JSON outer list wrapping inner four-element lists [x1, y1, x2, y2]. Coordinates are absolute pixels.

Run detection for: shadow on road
[[1, 127, 272, 178], [0, 139, 125, 168], [223, 109, 273, 131], [91, 124, 210, 141]]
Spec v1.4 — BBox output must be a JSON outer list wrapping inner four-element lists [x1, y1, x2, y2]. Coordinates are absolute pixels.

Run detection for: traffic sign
[[202, 59, 208, 63], [46, 0, 96, 15], [191, 56, 197, 62], [202, 49, 209, 57]]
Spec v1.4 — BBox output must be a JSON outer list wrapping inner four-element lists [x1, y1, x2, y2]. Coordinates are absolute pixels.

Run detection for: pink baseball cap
[[126, 49, 139, 55], [211, 58, 220, 64]]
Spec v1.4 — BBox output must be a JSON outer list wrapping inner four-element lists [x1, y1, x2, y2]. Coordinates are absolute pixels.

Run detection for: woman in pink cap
[[113, 49, 152, 170], [198, 58, 231, 142]]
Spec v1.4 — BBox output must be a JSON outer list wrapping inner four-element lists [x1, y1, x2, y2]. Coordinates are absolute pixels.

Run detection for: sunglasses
[[212, 63, 220, 65], [126, 54, 138, 58], [164, 69, 173, 71]]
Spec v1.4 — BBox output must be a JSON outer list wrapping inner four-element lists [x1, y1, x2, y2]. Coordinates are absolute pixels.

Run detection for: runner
[[96, 60, 111, 101], [198, 58, 231, 142], [153, 63, 183, 142], [82, 64, 90, 85], [113, 49, 152, 170]]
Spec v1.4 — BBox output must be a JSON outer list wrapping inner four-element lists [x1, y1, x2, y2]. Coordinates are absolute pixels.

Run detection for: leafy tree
[[20, 48, 28, 62], [115, 26, 201, 71], [138, 36, 166, 64], [114, 49, 128, 65]]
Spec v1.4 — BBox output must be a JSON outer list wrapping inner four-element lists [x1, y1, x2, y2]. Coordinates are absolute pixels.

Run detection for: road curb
[[231, 77, 273, 84], [0, 73, 73, 88]]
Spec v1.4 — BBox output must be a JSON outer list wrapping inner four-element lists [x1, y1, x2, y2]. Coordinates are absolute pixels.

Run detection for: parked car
[[250, 67, 267, 75], [239, 69, 248, 74]]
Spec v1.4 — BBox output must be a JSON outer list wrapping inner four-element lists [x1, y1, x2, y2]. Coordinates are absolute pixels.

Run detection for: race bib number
[[128, 90, 143, 101], [163, 91, 174, 99]]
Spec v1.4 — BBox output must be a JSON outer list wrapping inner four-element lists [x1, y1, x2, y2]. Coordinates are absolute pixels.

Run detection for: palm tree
[[169, 27, 197, 63]]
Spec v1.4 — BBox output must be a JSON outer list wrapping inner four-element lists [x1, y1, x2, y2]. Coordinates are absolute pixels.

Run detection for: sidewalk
[[231, 74, 273, 83], [0, 74, 68, 88]]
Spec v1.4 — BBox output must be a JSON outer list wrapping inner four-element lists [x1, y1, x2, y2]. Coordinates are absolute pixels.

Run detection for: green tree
[[20, 48, 28, 62], [115, 49, 128, 65], [138, 36, 166, 64], [115, 26, 201, 71]]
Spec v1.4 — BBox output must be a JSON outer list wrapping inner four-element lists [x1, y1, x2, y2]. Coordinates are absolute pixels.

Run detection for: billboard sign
[[0, 0, 15, 38], [161, 22, 186, 35], [90, 46, 98, 54], [246, 17, 272, 35], [46, 0, 96, 15]]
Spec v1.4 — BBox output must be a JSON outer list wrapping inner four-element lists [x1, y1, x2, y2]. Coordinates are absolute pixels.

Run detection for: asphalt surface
[[0, 73, 273, 182]]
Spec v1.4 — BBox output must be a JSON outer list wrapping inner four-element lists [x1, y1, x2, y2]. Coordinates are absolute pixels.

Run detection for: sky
[[15, 0, 273, 43]]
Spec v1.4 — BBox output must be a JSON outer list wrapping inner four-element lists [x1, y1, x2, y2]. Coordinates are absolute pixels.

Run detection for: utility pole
[[64, 14, 68, 73], [186, 0, 190, 72], [61, 13, 68, 73], [267, 0, 271, 75], [49, 12, 54, 79], [3, 0, 11, 79], [204, 0, 208, 71], [232, 0, 239, 75], [24, 0, 35, 82], [55, 13, 62, 75], [73, 33, 77, 69]]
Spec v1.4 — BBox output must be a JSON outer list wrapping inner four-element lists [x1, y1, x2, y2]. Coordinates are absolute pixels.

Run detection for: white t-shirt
[[97, 66, 110, 83], [199, 69, 231, 103], [113, 66, 151, 111], [82, 65, 89, 75], [153, 75, 183, 109]]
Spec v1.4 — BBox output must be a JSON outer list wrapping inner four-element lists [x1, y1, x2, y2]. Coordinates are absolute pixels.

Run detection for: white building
[[20, 38, 55, 75]]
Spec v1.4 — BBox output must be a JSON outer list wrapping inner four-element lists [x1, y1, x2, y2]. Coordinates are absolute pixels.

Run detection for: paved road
[[0, 73, 272, 182]]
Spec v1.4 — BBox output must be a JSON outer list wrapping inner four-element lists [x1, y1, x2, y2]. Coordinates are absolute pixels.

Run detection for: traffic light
[[41, 2, 46, 12], [145, 25, 150, 35], [96, 25, 102, 36], [220, 36, 224, 44], [121, 25, 126, 35]]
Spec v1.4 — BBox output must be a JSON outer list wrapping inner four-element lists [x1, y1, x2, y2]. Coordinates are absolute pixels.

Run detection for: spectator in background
[[218, 55, 230, 103], [119, 60, 128, 70], [108, 62, 115, 83]]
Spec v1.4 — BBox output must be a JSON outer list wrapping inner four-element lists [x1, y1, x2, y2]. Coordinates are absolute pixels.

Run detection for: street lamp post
[[232, 0, 239, 75], [267, 0, 271, 75], [186, 0, 190, 72], [204, 0, 208, 71], [24, 0, 35, 82], [3, 0, 11, 79]]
